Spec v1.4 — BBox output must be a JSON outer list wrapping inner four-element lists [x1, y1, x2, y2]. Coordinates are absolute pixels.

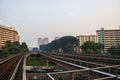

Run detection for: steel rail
[[46, 54, 107, 67], [40, 53, 120, 80], [10, 55, 24, 80], [52, 53, 120, 62], [0, 54, 21, 64], [0, 54, 24, 80]]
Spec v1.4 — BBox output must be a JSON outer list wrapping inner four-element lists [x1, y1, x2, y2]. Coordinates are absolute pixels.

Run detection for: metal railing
[[23, 53, 31, 80], [39, 53, 120, 80], [47, 65, 120, 80]]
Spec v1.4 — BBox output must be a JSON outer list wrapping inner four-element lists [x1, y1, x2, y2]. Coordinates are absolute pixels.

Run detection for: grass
[[48, 62, 56, 66], [26, 58, 56, 66], [26, 58, 45, 66]]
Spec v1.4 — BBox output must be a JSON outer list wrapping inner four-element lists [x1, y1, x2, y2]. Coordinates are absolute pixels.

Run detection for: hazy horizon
[[0, 0, 120, 47]]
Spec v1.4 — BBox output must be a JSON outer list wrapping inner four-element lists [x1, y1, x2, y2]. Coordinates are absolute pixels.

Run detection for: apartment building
[[38, 37, 49, 50], [96, 28, 120, 51], [0, 25, 19, 47], [76, 35, 97, 53]]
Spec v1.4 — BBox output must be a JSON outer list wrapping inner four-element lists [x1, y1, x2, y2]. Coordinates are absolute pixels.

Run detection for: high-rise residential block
[[0, 25, 20, 47], [38, 37, 49, 50], [96, 27, 120, 51], [38, 37, 42, 48], [42, 37, 49, 45]]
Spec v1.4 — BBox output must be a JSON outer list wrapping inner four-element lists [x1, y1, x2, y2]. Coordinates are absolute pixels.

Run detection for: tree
[[58, 36, 78, 53], [108, 45, 120, 55], [5, 41, 12, 47], [81, 41, 103, 54], [40, 36, 78, 53], [0, 41, 29, 57], [21, 42, 29, 52], [40, 44, 47, 51]]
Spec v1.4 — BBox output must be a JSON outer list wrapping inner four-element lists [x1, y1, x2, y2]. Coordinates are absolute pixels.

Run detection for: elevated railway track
[[51, 53, 120, 65], [0, 54, 25, 80], [39, 53, 120, 80]]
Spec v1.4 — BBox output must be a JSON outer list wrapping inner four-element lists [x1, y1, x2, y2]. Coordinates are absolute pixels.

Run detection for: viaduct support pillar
[[45, 58, 48, 67], [70, 72, 74, 80]]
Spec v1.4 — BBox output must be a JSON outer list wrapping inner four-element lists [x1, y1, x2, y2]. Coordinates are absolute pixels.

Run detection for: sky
[[0, 0, 120, 47]]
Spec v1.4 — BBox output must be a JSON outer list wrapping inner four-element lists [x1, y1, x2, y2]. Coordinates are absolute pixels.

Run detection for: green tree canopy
[[81, 41, 103, 54], [0, 41, 28, 56], [40, 36, 78, 53], [108, 45, 120, 55], [21, 42, 29, 52]]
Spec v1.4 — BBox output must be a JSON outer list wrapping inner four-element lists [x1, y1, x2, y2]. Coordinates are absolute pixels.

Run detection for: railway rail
[[0, 54, 25, 80], [0, 54, 18, 64], [49, 53, 120, 65], [39, 53, 120, 80], [46, 53, 120, 74]]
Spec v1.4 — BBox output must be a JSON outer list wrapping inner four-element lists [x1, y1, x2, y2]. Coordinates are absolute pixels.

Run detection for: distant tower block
[[42, 37, 49, 44], [38, 37, 49, 50], [38, 37, 42, 50]]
